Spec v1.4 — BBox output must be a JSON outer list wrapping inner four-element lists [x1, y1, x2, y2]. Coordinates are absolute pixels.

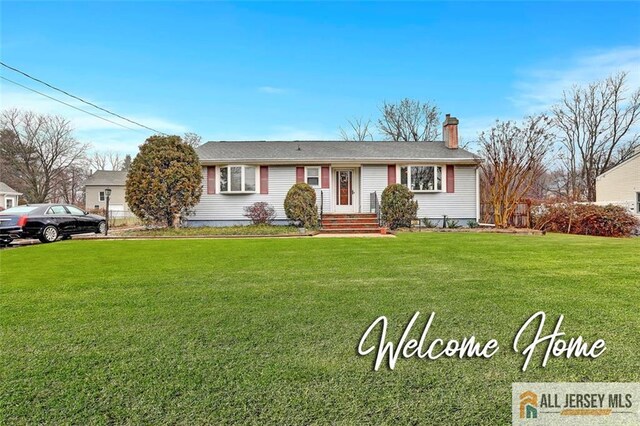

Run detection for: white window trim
[[398, 165, 445, 193], [219, 165, 259, 194], [5, 198, 14, 209], [305, 166, 321, 188], [99, 191, 105, 202]]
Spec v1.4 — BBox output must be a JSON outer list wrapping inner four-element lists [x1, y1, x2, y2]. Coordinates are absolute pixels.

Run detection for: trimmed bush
[[422, 218, 436, 228], [381, 184, 419, 229], [243, 202, 276, 225], [534, 203, 639, 237], [284, 183, 318, 227], [446, 219, 460, 229]]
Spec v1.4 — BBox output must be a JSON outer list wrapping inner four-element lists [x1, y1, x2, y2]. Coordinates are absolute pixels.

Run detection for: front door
[[335, 169, 354, 212]]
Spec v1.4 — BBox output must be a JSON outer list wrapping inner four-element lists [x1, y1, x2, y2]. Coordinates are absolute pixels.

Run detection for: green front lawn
[[1, 234, 639, 424], [121, 224, 302, 236]]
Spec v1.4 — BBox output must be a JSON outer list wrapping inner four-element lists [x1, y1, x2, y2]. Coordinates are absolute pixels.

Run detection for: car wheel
[[39, 225, 59, 243], [97, 221, 107, 235]]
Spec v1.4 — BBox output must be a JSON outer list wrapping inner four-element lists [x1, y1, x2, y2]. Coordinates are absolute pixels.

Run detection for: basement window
[[220, 165, 257, 193], [400, 165, 443, 192]]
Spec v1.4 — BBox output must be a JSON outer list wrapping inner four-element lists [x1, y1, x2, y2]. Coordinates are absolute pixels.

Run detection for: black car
[[0, 204, 106, 245]]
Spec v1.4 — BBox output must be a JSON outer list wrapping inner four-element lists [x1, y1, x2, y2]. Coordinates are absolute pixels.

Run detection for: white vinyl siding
[[314, 186, 331, 216], [414, 166, 477, 219], [192, 164, 478, 222], [360, 164, 477, 219], [595, 153, 640, 215], [193, 166, 296, 221], [361, 165, 388, 212]]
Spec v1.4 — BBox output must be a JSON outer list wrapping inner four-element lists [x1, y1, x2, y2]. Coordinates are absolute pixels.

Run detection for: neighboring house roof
[[84, 170, 127, 186], [197, 141, 481, 164], [596, 150, 640, 180], [0, 181, 21, 195]]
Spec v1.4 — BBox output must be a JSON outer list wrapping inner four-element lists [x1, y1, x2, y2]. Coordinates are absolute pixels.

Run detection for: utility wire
[[1, 61, 167, 135], [1, 76, 145, 133]]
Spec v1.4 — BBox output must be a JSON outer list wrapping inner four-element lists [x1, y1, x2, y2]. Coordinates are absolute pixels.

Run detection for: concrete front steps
[[320, 213, 382, 234]]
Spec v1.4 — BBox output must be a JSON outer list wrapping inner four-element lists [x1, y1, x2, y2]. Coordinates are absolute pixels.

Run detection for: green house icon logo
[[520, 391, 538, 419]]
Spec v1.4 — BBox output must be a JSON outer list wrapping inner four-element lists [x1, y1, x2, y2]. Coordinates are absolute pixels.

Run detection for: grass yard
[[121, 224, 302, 236], [1, 233, 639, 424]]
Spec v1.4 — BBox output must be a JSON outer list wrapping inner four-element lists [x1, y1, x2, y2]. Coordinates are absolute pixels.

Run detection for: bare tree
[[0, 109, 88, 203], [183, 132, 202, 148], [0, 129, 27, 196], [50, 162, 90, 205], [479, 115, 554, 227], [552, 72, 640, 201], [339, 117, 373, 141], [89, 151, 123, 171], [377, 98, 441, 141]]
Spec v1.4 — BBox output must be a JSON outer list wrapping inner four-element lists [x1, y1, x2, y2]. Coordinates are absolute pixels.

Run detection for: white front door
[[334, 169, 356, 213]]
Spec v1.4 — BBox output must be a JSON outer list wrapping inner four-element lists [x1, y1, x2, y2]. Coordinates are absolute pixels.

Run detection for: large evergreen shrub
[[381, 184, 419, 229], [284, 183, 318, 227], [125, 135, 202, 227]]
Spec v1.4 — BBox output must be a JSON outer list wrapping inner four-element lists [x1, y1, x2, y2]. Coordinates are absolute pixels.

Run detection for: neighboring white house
[[84, 170, 134, 217], [595, 149, 640, 216], [190, 114, 481, 228], [0, 182, 22, 210]]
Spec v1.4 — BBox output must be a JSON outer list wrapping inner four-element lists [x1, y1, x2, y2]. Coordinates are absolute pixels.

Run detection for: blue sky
[[1, 1, 639, 154]]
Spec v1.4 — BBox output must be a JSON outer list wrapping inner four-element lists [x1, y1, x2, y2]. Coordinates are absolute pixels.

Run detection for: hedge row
[[534, 204, 639, 237]]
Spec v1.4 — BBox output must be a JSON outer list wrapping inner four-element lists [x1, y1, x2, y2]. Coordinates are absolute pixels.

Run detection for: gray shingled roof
[[0, 182, 21, 194], [197, 141, 480, 164], [84, 170, 128, 186]]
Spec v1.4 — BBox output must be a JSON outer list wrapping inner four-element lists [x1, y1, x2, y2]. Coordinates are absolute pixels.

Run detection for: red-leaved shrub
[[243, 202, 276, 225], [534, 204, 639, 237]]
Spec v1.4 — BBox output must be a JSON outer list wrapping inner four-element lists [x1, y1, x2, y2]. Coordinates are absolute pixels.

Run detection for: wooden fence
[[480, 202, 532, 228]]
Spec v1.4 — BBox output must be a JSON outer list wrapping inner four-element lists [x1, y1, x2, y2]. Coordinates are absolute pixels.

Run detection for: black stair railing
[[319, 190, 324, 225], [370, 191, 382, 227]]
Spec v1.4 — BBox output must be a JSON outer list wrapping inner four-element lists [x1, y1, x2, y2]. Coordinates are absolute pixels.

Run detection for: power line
[[1, 76, 144, 133], [0, 61, 167, 135]]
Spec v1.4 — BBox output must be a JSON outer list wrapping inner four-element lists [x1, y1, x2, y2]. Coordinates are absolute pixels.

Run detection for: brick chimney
[[443, 114, 459, 149]]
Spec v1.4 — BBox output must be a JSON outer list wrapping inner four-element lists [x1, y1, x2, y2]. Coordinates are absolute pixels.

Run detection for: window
[[399, 165, 443, 192], [306, 167, 320, 187], [47, 205, 68, 215], [99, 191, 105, 202], [66, 205, 86, 215], [219, 165, 257, 193], [5, 199, 13, 209], [637, 192, 640, 214], [3, 206, 37, 214]]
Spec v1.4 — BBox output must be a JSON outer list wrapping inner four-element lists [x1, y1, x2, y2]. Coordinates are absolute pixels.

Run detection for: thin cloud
[[0, 86, 188, 154], [258, 86, 288, 94], [462, 46, 640, 141], [510, 46, 640, 114]]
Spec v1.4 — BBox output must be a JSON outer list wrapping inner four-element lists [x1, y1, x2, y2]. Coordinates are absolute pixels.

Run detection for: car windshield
[[0, 206, 38, 214]]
